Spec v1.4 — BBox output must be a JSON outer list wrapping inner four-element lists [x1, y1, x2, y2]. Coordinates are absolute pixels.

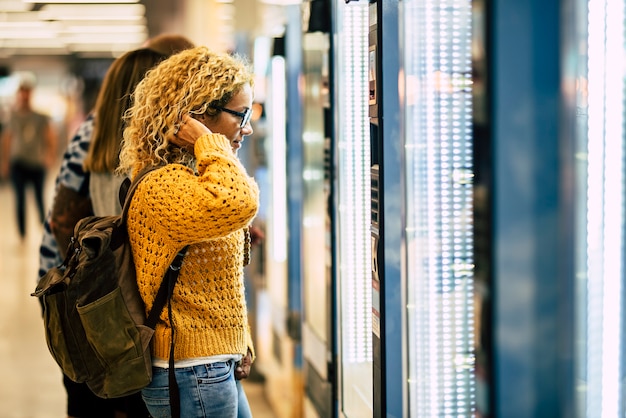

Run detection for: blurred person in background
[[37, 34, 194, 418], [0, 77, 57, 240]]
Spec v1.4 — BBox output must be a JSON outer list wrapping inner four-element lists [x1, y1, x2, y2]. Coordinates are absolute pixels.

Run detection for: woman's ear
[[190, 112, 211, 128], [190, 112, 204, 122]]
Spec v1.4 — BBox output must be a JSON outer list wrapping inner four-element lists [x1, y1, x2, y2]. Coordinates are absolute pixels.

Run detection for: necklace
[[243, 227, 251, 266]]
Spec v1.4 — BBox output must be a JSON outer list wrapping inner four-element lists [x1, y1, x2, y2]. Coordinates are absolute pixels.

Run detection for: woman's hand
[[235, 350, 253, 380], [170, 114, 212, 151]]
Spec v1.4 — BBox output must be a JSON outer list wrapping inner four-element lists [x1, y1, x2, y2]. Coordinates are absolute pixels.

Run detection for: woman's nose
[[241, 122, 253, 136]]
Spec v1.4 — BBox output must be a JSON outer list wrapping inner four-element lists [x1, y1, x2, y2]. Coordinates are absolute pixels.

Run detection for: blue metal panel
[[491, 0, 572, 416], [558, 1, 580, 416], [285, 4, 304, 369], [378, 0, 405, 416]]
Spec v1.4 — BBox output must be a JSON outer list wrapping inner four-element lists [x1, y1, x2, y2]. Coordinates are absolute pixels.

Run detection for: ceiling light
[[259, 0, 302, 5], [38, 4, 145, 21], [67, 42, 139, 53], [0, 21, 60, 38], [63, 32, 147, 44], [62, 24, 147, 34], [0, 48, 68, 57], [23, 0, 139, 3], [0, 11, 40, 22], [0, 0, 30, 12], [0, 38, 66, 48], [55, 17, 148, 25]]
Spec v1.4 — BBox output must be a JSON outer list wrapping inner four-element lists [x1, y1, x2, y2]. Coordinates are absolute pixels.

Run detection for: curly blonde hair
[[117, 46, 254, 177]]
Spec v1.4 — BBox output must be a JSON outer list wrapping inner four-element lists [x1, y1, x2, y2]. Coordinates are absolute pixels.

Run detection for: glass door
[[401, 0, 477, 415], [301, 30, 334, 417]]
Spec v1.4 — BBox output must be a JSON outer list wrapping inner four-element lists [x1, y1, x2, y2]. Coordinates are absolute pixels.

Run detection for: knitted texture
[[127, 133, 259, 361]]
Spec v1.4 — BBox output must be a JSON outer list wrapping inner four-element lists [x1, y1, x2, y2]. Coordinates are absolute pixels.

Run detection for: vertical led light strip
[[269, 56, 288, 262], [404, 0, 475, 416], [585, 0, 624, 416], [601, 2, 624, 414], [335, 0, 373, 413], [335, 0, 373, 414], [336, 0, 371, 366]]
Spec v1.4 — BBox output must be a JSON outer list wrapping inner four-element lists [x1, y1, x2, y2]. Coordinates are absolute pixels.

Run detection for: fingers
[[170, 114, 212, 152], [170, 116, 197, 150], [235, 363, 251, 380], [235, 352, 252, 380], [173, 116, 187, 136]]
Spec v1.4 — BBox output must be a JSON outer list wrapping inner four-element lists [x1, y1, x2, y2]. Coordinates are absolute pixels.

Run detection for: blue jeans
[[141, 360, 252, 418]]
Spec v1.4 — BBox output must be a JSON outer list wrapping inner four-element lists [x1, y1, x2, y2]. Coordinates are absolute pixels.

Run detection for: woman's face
[[202, 83, 254, 154]]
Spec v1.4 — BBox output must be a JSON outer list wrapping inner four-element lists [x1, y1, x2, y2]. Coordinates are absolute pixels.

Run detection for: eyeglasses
[[212, 106, 252, 128]]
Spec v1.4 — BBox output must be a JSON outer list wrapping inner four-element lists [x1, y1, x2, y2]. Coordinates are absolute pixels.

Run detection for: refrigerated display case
[[301, 30, 334, 418], [401, 0, 477, 416], [262, 39, 303, 418]]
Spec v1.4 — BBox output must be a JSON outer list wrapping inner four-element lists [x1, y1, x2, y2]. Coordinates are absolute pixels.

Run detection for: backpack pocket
[[43, 291, 103, 383], [77, 286, 154, 398]]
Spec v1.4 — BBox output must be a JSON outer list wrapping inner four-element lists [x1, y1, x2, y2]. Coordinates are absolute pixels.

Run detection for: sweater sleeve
[[131, 133, 259, 245]]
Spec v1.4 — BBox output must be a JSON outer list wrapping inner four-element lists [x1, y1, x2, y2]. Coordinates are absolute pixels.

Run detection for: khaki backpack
[[32, 167, 186, 401]]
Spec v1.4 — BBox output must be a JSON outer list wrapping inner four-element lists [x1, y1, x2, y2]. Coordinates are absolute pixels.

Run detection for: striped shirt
[[37, 114, 94, 280]]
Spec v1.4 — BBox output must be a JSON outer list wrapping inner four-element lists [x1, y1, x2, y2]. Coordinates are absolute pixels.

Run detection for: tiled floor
[[0, 178, 276, 418]]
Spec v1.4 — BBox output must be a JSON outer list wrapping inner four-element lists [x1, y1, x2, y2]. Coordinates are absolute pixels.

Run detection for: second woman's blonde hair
[[117, 46, 254, 177]]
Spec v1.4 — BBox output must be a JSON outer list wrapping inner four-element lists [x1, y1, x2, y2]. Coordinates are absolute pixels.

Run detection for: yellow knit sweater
[[127, 134, 259, 361]]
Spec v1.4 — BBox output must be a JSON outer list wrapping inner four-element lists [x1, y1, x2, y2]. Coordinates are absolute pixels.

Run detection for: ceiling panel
[[0, 0, 179, 58]]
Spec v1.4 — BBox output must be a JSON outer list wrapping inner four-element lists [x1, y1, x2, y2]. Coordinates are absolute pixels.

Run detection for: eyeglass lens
[[241, 108, 252, 128]]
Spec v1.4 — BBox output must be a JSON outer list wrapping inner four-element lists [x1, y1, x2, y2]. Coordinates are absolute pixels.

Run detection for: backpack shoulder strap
[[145, 245, 188, 329], [108, 166, 160, 250], [119, 166, 161, 223]]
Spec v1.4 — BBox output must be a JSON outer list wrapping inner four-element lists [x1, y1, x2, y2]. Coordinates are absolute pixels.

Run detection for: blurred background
[[0, 0, 285, 138]]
